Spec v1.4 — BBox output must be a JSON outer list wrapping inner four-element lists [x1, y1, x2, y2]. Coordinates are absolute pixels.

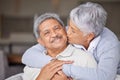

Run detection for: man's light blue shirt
[[22, 27, 120, 80]]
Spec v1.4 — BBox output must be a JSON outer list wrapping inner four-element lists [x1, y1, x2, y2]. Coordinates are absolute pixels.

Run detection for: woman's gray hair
[[70, 2, 107, 37], [34, 13, 65, 39]]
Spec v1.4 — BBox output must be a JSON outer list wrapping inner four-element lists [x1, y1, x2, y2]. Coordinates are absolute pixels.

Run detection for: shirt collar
[[87, 35, 101, 53], [73, 44, 86, 51], [56, 44, 74, 58], [72, 35, 101, 54], [43, 50, 47, 55]]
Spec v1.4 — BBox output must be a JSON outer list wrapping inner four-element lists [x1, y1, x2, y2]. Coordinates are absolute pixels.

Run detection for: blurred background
[[0, 0, 120, 79]]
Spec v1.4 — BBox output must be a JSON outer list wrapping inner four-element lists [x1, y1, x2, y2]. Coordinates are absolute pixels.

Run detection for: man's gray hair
[[34, 13, 65, 39], [70, 2, 107, 37]]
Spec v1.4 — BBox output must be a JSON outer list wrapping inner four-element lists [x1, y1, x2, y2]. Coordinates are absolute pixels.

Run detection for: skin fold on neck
[[47, 44, 68, 57]]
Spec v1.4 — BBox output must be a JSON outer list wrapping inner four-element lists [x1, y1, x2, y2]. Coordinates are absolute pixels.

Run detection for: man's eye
[[54, 26, 60, 30], [44, 32, 49, 35]]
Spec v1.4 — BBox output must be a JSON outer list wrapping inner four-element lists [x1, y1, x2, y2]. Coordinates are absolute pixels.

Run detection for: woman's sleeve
[[22, 44, 52, 68]]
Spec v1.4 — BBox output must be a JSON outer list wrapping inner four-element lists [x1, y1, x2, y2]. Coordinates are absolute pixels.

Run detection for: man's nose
[[51, 30, 57, 37]]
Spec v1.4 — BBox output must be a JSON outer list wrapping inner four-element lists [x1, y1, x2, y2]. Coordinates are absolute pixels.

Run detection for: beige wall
[[0, 0, 120, 39], [103, 2, 120, 39], [0, 0, 78, 17]]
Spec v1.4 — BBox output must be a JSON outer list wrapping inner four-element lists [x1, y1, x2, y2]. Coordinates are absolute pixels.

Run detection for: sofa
[[0, 50, 8, 80], [5, 73, 23, 80], [0, 50, 24, 80]]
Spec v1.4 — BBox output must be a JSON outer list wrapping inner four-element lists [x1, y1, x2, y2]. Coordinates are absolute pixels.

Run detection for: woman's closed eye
[[72, 29, 75, 33]]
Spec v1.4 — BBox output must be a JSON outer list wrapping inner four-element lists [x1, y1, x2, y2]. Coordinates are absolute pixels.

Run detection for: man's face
[[38, 19, 67, 51], [67, 20, 88, 46]]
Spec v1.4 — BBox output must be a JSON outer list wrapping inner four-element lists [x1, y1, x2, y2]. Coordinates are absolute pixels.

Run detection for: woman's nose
[[67, 28, 71, 35]]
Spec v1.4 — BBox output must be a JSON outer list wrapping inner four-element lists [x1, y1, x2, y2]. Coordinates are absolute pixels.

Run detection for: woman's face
[[67, 20, 89, 48]]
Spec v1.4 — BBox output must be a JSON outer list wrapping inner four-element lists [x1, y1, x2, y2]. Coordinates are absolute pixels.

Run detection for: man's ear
[[37, 38, 45, 46], [87, 32, 95, 43]]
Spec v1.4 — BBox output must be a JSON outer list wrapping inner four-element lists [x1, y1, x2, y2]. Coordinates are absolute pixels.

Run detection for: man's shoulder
[[68, 45, 97, 67], [71, 45, 90, 56]]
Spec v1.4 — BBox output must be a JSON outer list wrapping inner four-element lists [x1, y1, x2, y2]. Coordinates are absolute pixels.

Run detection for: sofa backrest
[[0, 51, 8, 80]]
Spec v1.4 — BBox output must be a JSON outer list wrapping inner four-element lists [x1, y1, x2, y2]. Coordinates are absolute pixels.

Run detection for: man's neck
[[47, 44, 68, 58]]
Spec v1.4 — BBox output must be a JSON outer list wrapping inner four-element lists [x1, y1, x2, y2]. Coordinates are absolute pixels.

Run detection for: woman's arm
[[22, 44, 52, 68]]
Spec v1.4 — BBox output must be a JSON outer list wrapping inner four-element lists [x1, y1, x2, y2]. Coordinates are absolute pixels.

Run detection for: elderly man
[[22, 2, 120, 80], [22, 13, 96, 80]]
